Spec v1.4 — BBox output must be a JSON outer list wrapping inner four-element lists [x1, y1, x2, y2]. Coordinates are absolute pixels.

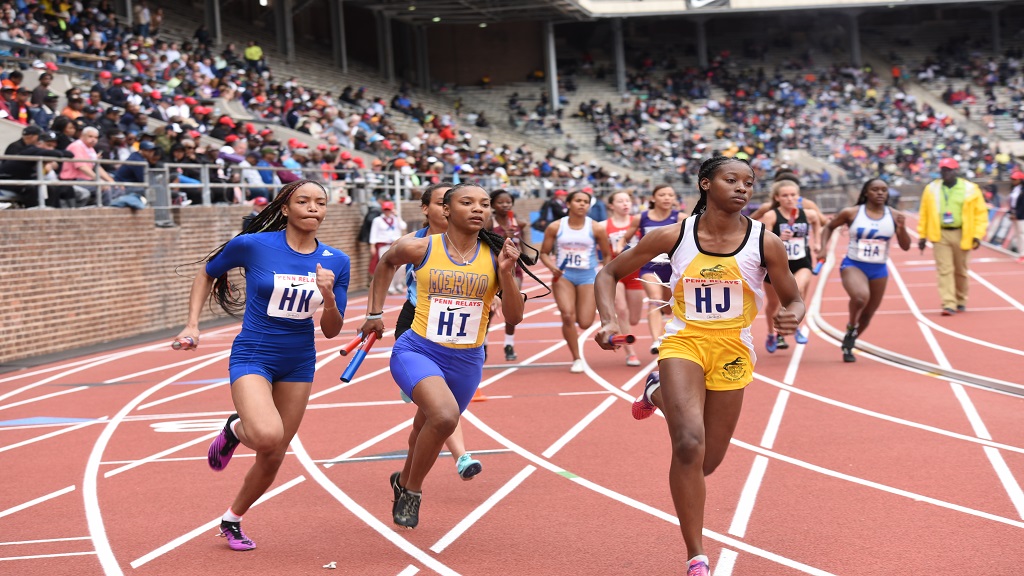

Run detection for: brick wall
[[0, 196, 547, 364]]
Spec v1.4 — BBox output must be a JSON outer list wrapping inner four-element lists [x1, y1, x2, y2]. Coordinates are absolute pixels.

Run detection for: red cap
[[113, 78, 122, 85], [150, 90, 162, 99], [340, 151, 351, 160], [317, 143, 328, 151], [173, 94, 185, 101], [45, 62, 58, 72], [225, 134, 239, 143], [259, 128, 272, 136], [554, 189, 568, 196], [218, 116, 236, 128], [246, 123, 257, 135], [99, 71, 112, 79], [938, 158, 960, 170], [131, 82, 143, 93], [253, 197, 269, 206], [1012, 170, 1024, 180], [381, 201, 395, 210], [184, 97, 197, 106], [188, 130, 201, 138]]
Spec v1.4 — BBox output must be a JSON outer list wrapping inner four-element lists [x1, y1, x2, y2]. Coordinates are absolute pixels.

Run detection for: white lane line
[[460, 411, 835, 576], [129, 476, 305, 568], [0, 536, 91, 546], [430, 466, 537, 553], [714, 549, 739, 576], [0, 485, 75, 519], [0, 551, 97, 561], [968, 270, 1024, 312], [0, 418, 108, 454], [84, 351, 231, 576], [542, 397, 617, 458], [136, 382, 225, 410], [0, 387, 88, 412], [918, 324, 1024, 520], [103, 432, 219, 478], [322, 419, 414, 468], [290, 435, 462, 576], [727, 456, 770, 539], [731, 438, 1024, 529], [396, 566, 420, 576], [751, 372, 1024, 455]]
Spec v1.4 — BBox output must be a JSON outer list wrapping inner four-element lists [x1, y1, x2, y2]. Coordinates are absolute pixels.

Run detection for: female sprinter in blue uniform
[[175, 180, 350, 551], [617, 184, 684, 354], [360, 183, 544, 529], [540, 189, 613, 373], [818, 178, 910, 362], [395, 182, 481, 480], [594, 157, 804, 576]]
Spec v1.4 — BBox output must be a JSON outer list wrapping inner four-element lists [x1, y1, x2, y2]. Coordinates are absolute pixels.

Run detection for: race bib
[[426, 296, 483, 344], [856, 239, 887, 263], [784, 239, 806, 260], [683, 277, 742, 321], [268, 273, 322, 319], [559, 244, 591, 269]]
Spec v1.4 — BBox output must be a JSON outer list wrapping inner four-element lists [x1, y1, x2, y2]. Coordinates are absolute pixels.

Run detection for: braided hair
[[692, 156, 751, 216], [206, 179, 329, 318], [443, 183, 550, 298]]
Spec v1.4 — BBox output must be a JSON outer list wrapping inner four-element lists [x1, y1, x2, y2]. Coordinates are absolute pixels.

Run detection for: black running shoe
[[776, 335, 789, 350], [504, 345, 517, 361], [208, 414, 240, 471], [393, 489, 421, 529], [390, 471, 402, 504]]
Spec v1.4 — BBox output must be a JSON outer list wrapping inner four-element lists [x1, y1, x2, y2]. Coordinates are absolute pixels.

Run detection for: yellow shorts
[[657, 327, 755, 391]]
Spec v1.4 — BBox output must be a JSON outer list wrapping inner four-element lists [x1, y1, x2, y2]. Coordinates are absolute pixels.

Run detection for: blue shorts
[[229, 332, 316, 384], [561, 266, 597, 286], [390, 330, 485, 412], [640, 263, 671, 284], [841, 257, 888, 280]]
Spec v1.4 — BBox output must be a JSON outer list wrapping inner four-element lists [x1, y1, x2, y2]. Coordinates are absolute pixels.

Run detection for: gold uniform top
[[663, 214, 767, 335], [411, 234, 500, 349]]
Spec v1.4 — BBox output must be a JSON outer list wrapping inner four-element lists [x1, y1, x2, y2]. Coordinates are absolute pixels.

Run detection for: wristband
[[366, 313, 383, 320]]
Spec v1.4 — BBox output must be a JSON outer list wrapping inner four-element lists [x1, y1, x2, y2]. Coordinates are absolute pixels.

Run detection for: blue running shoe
[[794, 328, 808, 344], [456, 454, 482, 480], [765, 334, 778, 353], [208, 414, 240, 471]]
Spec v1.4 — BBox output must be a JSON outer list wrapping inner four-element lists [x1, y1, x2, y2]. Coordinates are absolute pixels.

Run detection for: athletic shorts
[[657, 327, 755, 391], [841, 256, 888, 280], [390, 330, 485, 412], [640, 263, 672, 284], [620, 269, 643, 291], [561, 266, 597, 286], [765, 257, 813, 284], [229, 331, 316, 384]]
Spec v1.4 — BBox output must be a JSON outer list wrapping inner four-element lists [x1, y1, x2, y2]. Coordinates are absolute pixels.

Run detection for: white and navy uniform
[[555, 216, 598, 285], [841, 204, 896, 280], [659, 215, 767, 390], [206, 230, 351, 383]]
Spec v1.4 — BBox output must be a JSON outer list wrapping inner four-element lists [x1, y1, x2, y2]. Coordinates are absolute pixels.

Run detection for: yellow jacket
[[917, 178, 989, 250]]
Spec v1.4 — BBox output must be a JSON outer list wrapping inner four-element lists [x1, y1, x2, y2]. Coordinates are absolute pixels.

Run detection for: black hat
[[40, 130, 58, 142], [43, 92, 58, 101], [83, 105, 99, 114], [22, 125, 44, 136]]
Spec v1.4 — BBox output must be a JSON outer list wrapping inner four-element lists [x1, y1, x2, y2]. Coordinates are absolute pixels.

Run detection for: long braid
[[181, 180, 328, 319]]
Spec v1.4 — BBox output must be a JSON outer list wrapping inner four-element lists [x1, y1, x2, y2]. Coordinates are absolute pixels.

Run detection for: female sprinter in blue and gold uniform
[[594, 157, 804, 576], [359, 183, 545, 529]]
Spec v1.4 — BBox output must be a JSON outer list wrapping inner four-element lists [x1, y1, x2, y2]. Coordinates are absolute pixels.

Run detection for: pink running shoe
[[686, 555, 710, 576], [632, 371, 660, 420], [219, 521, 256, 551], [208, 414, 240, 471]]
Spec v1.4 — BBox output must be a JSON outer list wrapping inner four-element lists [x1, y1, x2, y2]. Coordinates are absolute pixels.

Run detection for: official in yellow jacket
[[917, 158, 989, 316]]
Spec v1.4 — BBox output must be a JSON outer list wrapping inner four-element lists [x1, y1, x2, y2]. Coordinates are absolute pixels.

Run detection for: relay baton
[[788, 208, 798, 227], [812, 257, 825, 275], [339, 333, 364, 357], [607, 334, 636, 346], [553, 256, 569, 282], [171, 337, 195, 350], [340, 332, 378, 382]]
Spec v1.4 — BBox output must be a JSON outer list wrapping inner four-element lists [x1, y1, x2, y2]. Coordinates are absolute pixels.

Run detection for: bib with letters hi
[[664, 215, 766, 334], [411, 234, 499, 348]]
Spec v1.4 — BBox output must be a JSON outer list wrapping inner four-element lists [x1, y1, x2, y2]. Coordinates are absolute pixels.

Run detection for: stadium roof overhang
[[350, 0, 592, 24]]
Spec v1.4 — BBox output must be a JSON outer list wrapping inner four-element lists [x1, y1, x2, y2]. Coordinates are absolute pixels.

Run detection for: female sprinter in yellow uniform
[[595, 157, 804, 576], [360, 183, 543, 529]]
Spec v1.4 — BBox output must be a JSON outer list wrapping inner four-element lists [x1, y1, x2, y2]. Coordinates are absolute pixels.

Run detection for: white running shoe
[[570, 359, 585, 373]]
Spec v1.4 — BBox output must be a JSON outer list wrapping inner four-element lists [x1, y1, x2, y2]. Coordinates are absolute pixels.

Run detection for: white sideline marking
[[0, 485, 75, 519]]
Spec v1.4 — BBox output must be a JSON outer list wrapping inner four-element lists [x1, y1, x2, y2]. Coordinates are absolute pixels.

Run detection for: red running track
[[2, 226, 1023, 575]]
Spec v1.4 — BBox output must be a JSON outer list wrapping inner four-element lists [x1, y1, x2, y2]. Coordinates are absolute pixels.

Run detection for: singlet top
[[491, 211, 523, 245], [663, 215, 766, 334], [771, 207, 811, 263], [639, 209, 681, 264], [605, 216, 639, 256], [405, 227, 430, 307], [206, 230, 351, 336], [555, 217, 597, 270], [411, 234, 500, 348], [846, 204, 896, 264]]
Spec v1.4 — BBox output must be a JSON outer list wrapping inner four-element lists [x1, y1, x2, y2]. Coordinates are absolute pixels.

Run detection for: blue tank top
[[206, 230, 351, 335], [406, 227, 430, 306], [639, 209, 681, 264]]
